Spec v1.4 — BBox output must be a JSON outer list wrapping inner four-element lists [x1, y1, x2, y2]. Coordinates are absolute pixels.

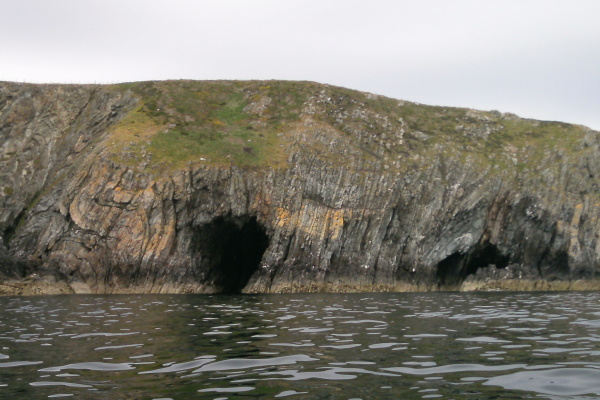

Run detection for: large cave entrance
[[196, 215, 269, 294], [436, 242, 509, 288]]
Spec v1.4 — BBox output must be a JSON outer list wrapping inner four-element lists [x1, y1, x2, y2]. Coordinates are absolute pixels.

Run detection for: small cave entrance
[[538, 249, 571, 280], [436, 243, 509, 288], [195, 215, 269, 294]]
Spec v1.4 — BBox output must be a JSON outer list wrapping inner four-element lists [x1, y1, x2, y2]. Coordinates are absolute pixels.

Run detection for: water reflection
[[0, 292, 599, 398]]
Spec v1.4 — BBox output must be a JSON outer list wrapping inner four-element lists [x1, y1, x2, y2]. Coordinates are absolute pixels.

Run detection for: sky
[[1, 0, 599, 130]]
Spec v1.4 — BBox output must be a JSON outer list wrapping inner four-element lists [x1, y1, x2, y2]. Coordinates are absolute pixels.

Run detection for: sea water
[[1, 291, 600, 399]]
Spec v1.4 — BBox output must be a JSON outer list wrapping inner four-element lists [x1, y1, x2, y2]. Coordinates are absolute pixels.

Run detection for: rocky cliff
[[1, 80, 600, 295]]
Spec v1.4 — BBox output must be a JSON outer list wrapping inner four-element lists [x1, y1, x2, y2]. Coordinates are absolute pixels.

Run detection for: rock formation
[[1, 80, 599, 295]]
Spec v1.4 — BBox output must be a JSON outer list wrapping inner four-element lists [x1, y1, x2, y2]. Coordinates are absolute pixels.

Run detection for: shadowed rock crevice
[[436, 243, 510, 288], [538, 250, 570, 280], [2, 208, 27, 250], [194, 215, 269, 294]]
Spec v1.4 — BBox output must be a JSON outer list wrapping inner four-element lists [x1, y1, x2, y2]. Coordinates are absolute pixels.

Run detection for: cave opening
[[539, 250, 570, 280], [196, 215, 269, 294], [436, 243, 509, 288], [2, 207, 27, 250]]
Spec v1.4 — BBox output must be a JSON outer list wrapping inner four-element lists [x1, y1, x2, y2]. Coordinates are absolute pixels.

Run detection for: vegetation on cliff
[[103, 81, 595, 195]]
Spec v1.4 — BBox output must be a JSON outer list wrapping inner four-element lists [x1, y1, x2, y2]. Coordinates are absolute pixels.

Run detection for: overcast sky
[[1, 0, 599, 129]]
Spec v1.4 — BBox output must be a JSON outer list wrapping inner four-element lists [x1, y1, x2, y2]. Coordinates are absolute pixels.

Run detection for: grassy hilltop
[[104, 80, 594, 180]]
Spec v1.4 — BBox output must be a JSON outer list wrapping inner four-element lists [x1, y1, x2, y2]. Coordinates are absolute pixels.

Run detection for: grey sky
[[1, 0, 599, 129]]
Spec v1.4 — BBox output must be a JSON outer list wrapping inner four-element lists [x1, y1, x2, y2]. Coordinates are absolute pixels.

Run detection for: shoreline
[[2, 277, 600, 296]]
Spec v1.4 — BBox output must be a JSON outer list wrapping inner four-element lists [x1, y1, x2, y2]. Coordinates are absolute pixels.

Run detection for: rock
[[1, 80, 600, 294]]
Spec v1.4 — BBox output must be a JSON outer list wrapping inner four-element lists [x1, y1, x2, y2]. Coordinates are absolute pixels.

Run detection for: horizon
[[2, 78, 595, 130], [2, 1, 599, 130]]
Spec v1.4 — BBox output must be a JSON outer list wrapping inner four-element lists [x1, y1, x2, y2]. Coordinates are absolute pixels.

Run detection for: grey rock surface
[[1, 80, 599, 294]]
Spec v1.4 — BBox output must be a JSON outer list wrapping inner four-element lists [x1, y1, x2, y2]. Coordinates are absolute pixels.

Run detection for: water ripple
[[1, 291, 600, 399], [39, 362, 135, 372], [484, 367, 600, 396]]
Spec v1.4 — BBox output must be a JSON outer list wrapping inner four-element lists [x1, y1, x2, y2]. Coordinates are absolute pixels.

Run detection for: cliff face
[[1, 80, 600, 294]]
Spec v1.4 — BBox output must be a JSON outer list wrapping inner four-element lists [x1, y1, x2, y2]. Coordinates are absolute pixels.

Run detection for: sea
[[1, 291, 600, 399]]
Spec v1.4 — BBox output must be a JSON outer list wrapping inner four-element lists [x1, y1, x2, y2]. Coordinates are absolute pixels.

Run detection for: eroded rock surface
[[1, 80, 600, 294]]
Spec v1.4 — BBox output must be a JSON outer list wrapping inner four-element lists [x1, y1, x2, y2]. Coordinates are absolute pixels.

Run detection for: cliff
[[1, 80, 600, 295]]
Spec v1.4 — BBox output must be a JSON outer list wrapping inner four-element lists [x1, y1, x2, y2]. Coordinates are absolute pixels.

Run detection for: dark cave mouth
[[436, 242, 510, 288], [197, 215, 270, 294]]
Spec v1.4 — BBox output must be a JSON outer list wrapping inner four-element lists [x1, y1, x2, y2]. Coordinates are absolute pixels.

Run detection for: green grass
[[214, 92, 246, 124], [107, 81, 291, 172], [105, 80, 593, 181]]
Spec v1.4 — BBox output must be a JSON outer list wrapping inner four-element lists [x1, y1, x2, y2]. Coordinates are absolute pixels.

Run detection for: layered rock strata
[[1, 80, 599, 294]]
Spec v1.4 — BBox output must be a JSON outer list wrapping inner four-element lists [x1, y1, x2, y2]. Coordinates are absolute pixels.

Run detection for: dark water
[[1, 292, 600, 399]]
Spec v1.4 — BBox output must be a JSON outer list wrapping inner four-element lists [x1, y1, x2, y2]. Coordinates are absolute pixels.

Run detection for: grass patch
[[214, 92, 246, 124], [146, 125, 285, 170], [106, 81, 291, 172]]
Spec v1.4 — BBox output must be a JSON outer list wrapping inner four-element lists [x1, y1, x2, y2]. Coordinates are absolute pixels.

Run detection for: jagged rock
[[1, 80, 600, 294]]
